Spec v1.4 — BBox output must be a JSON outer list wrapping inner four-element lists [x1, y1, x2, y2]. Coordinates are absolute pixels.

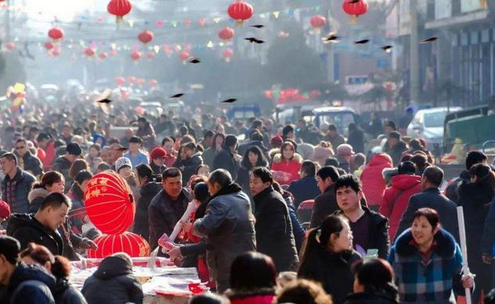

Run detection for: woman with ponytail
[[343, 258, 398, 304], [298, 215, 361, 304], [133, 164, 162, 242], [28, 171, 65, 213]]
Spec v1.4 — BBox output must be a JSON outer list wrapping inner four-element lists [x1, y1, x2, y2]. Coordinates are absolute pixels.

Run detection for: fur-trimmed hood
[[272, 152, 303, 164], [394, 228, 456, 258], [28, 188, 50, 203]]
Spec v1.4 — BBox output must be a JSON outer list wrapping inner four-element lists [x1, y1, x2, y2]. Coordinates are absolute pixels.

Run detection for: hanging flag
[[259, 13, 266, 18], [153, 45, 160, 53], [207, 41, 214, 48], [273, 11, 280, 18], [199, 18, 206, 26], [171, 20, 178, 27], [213, 17, 222, 23], [128, 20, 135, 27]]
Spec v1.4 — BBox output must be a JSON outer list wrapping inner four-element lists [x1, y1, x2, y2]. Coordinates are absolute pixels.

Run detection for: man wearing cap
[[108, 143, 127, 169], [1, 153, 36, 214], [52, 143, 82, 181], [386, 131, 408, 166], [0, 236, 56, 304], [150, 147, 167, 175], [123, 136, 149, 168]]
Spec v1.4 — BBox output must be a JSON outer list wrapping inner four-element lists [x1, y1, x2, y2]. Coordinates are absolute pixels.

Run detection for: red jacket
[[360, 154, 393, 207], [38, 141, 56, 171], [379, 174, 422, 241], [271, 153, 302, 185]]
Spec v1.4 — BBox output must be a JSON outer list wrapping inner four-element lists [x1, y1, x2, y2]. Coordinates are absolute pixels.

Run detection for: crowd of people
[[0, 102, 494, 304]]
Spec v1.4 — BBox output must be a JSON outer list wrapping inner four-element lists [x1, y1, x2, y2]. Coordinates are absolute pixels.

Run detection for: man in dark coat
[[333, 174, 390, 259], [383, 131, 408, 166], [0, 236, 56, 304], [323, 124, 346, 150], [148, 168, 192, 250], [14, 138, 43, 178], [310, 166, 340, 228], [397, 166, 459, 241], [288, 161, 320, 208], [251, 167, 299, 272], [51, 143, 82, 181], [213, 135, 240, 180], [238, 130, 268, 157], [445, 151, 487, 204], [82, 253, 143, 304], [193, 169, 256, 293], [347, 123, 365, 154], [7, 193, 70, 256], [1, 152, 36, 214]]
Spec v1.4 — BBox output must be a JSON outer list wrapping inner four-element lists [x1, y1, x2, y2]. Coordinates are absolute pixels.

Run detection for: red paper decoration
[[115, 77, 125, 86], [223, 48, 233, 62], [5, 42, 15, 51], [84, 48, 95, 57], [310, 15, 326, 31], [107, 0, 132, 23], [137, 78, 145, 86], [127, 76, 136, 84], [84, 171, 135, 235], [44, 42, 54, 50], [87, 232, 150, 258], [218, 27, 235, 41], [342, 0, 369, 24], [48, 27, 64, 41], [228, 0, 253, 26], [149, 79, 158, 87], [146, 51, 155, 59], [138, 30, 154, 44], [99, 52, 108, 60], [51, 46, 61, 57], [130, 51, 142, 62], [179, 50, 190, 62]]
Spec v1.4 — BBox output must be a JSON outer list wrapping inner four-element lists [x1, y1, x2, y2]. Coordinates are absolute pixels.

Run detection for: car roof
[[415, 107, 462, 114], [312, 106, 356, 114]]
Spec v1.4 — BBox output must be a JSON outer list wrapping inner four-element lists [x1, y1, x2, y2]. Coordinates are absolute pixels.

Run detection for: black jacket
[[18, 151, 43, 178], [148, 188, 191, 249], [334, 207, 390, 259], [134, 181, 162, 242], [386, 141, 408, 166], [81, 256, 143, 304], [51, 156, 72, 181], [253, 186, 299, 272], [28, 188, 50, 214], [287, 176, 320, 208], [173, 152, 203, 184], [53, 277, 87, 304], [445, 170, 470, 205], [298, 250, 362, 304], [3, 263, 56, 304], [347, 128, 365, 154], [7, 213, 64, 256], [343, 292, 398, 304], [150, 162, 166, 176], [397, 187, 459, 242], [213, 147, 239, 180]]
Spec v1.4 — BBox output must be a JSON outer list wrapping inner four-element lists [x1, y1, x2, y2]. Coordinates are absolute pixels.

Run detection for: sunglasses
[[16, 146, 26, 150]]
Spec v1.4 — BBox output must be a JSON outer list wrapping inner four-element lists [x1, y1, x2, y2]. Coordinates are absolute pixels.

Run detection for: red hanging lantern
[[149, 79, 158, 87], [99, 52, 108, 60], [228, 0, 254, 27], [115, 77, 125, 86], [48, 27, 64, 41], [84, 48, 95, 57], [179, 50, 190, 62], [310, 15, 326, 33], [130, 51, 142, 62], [138, 30, 154, 44], [137, 78, 145, 86], [51, 46, 61, 57], [218, 27, 235, 41], [146, 51, 155, 60], [87, 232, 150, 258], [84, 171, 135, 235], [110, 49, 118, 57], [107, 0, 132, 23], [44, 42, 54, 50], [342, 0, 369, 24], [127, 76, 136, 84], [223, 48, 233, 62], [5, 42, 16, 51]]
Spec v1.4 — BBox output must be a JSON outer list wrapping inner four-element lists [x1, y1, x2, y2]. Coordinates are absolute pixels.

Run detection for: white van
[[407, 107, 462, 146]]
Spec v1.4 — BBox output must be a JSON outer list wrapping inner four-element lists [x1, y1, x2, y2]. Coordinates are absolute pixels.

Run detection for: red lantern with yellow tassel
[[107, 0, 132, 23], [342, 0, 368, 24], [87, 232, 150, 258], [228, 0, 253, 27]]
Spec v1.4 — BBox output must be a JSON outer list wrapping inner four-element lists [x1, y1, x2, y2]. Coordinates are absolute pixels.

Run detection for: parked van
[[407, 107, 462, 146]]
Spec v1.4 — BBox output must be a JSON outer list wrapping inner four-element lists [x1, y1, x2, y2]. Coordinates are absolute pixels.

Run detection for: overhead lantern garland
[[310, 15, 326, 33], [115, 77, 125, 86], [4, 42, 16, 51], [107, 0, 132, 23], [138, 30, 154, 44], [48, 27, 64, 41], [44, 42, 54, 50], [218, 27, 235, 41], [223, 48, 233, 62], [228, 0, 254, 27], [342, 0, 369, 24], [179, 50, 190, 63], [84, 47, 95, 57], [130, 50, 142, 62]]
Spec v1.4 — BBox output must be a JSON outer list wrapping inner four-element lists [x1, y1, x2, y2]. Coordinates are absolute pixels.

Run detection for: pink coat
[[379, 173, 422, 241], [360, 154, 393, 207]]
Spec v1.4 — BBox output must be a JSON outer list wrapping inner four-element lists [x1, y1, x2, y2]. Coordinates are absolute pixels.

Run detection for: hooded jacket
[[213, 147, 240, 180], [173, 152, 203, 184], [4, 263, 56, 304], [7, 213, 64, 256], [388, 229, 465, 304], [271, 153, 303, 185], [81, 256, 143, 304], [28, 188, 51, 214], [53, 277, 87, 304], [379, 174, 422, 241], [360, 154, 393, 207]]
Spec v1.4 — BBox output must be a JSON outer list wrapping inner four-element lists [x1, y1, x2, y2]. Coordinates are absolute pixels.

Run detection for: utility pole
[[409, 0, 420, 102], [322, 0, 334, 83]]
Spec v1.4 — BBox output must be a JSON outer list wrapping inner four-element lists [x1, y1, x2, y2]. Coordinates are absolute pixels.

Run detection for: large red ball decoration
[[342, 0, 368, 24], [310, 15, 326, 31], [218, 27, 235, 41], [87, 232, 150, 258], [107, 0, 132, 23], [179, 50, 190, 62], [48, 27, 64, 41], [115, 77, 125, 86], [84, 171, 135, 234], [228, 0, 253, 26], [223, 48, 233, 62], [130, 51, 142, 62], [138, 30, 154, 44]]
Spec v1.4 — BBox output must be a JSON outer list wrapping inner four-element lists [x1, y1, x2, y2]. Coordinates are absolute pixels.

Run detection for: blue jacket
[[6, 263, 56, 304], [389, 228, 465, 304], [287, 176, 320, 208], [2, 168, 36, 214]]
